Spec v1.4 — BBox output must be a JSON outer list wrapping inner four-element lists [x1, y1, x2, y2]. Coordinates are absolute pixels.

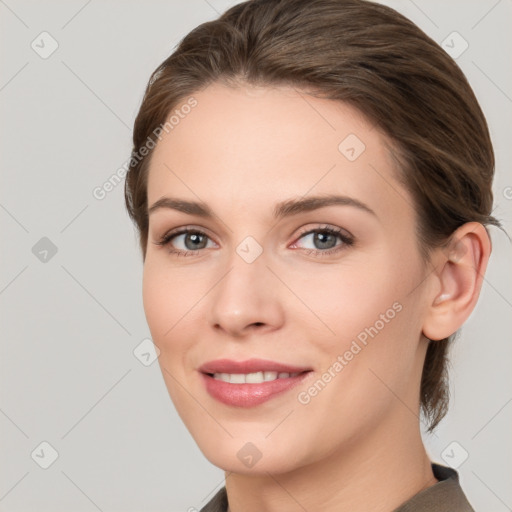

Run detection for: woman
[[124, 0, 505, 510]]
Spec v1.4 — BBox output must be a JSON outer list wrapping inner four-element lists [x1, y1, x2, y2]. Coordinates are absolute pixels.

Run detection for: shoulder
[[199, 486, 228, 512], [392, 463, 475, 512]]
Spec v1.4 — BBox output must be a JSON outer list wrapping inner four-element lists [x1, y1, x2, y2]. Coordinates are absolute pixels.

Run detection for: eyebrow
[[148, 194, 377, 219]]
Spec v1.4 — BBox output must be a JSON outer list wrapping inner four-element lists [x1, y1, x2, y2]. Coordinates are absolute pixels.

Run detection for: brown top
[[199, 463, 475, 512]]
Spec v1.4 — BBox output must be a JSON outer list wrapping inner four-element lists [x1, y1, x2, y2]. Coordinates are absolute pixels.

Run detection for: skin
[[142, 82, 491, 512]]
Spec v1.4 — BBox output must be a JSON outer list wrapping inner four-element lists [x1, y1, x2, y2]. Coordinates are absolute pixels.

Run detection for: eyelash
[[153, 225, 354, 258]]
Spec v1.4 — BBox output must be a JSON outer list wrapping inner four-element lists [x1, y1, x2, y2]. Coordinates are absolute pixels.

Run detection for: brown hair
[[124, 0, 504, 432]]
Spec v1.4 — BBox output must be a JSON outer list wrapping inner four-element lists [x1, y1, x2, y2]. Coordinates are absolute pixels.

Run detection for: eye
[[153, 227, 216, 257], [153, 224, 354, 258], [290, 225, 354, 256]]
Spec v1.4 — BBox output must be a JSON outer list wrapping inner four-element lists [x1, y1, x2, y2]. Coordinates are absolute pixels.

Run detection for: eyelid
[[156, 224, 217, 243], [293, 223, 353, 241], [155, 223, 351, 243]]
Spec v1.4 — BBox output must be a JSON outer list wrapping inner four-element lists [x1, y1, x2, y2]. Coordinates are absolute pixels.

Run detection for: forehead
[[146, 82, 411, 221]]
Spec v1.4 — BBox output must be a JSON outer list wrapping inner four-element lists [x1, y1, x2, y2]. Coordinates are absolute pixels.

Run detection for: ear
[[422, 222, 492, 341]]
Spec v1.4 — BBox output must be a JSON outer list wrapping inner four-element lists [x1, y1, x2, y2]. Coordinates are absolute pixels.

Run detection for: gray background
[[1, 0, 511, 510]]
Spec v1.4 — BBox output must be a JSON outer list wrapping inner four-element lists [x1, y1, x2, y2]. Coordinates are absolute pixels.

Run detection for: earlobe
[[422, 222, 491, 341]]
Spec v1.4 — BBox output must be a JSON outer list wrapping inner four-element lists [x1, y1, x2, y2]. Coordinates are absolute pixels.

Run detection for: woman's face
[[143, 82, 433, 474]]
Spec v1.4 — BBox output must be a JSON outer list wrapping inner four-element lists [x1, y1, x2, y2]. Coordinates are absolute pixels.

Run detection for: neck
[[225, 410, 437, 512]]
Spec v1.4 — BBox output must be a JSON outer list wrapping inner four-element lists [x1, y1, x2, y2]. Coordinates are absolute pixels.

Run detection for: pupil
[[186, 233, 204, 250]]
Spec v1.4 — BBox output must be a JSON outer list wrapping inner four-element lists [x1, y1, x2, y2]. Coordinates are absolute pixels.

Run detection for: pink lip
[[200, 372, 311, 407], [198, 358, 311, 374], [198, 358, 313, 407]]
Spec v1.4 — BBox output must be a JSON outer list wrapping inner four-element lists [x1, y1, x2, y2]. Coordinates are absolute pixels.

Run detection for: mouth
[[198, 358, 313, 407]]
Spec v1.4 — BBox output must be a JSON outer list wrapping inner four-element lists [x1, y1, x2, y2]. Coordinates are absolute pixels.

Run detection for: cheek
[[287, 260, 401, 345], [142, 261, 188, 362], [142, 259, 215, 385], [142, 262, 198, 404], [289, 250, 423, 389], [142, 262, 168, 340], [142, 260, 200, 339]]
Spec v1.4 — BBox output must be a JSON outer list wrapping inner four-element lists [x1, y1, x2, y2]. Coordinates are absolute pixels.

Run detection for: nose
[[208, 249, 285, 338]]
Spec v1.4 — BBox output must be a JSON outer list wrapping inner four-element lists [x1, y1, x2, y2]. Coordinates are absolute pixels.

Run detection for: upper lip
[[199, 358, 312, 375]]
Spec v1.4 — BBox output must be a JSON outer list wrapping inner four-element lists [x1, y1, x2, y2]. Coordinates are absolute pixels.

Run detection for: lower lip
[[201, 372, 311, 407]]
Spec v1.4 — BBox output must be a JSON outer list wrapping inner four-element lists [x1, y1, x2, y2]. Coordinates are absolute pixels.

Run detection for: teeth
[[263, 371, 278, 381], [212, 371, 300, 383], [230, 373, 246, 384]]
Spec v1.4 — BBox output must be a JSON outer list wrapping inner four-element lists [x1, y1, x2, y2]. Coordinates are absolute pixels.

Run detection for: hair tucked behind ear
[[124, 0, 506, 432]]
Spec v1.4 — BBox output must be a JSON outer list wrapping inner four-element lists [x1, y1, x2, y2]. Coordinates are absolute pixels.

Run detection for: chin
[[194, 434, 310, 475], [206, 452, 297, 475]]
